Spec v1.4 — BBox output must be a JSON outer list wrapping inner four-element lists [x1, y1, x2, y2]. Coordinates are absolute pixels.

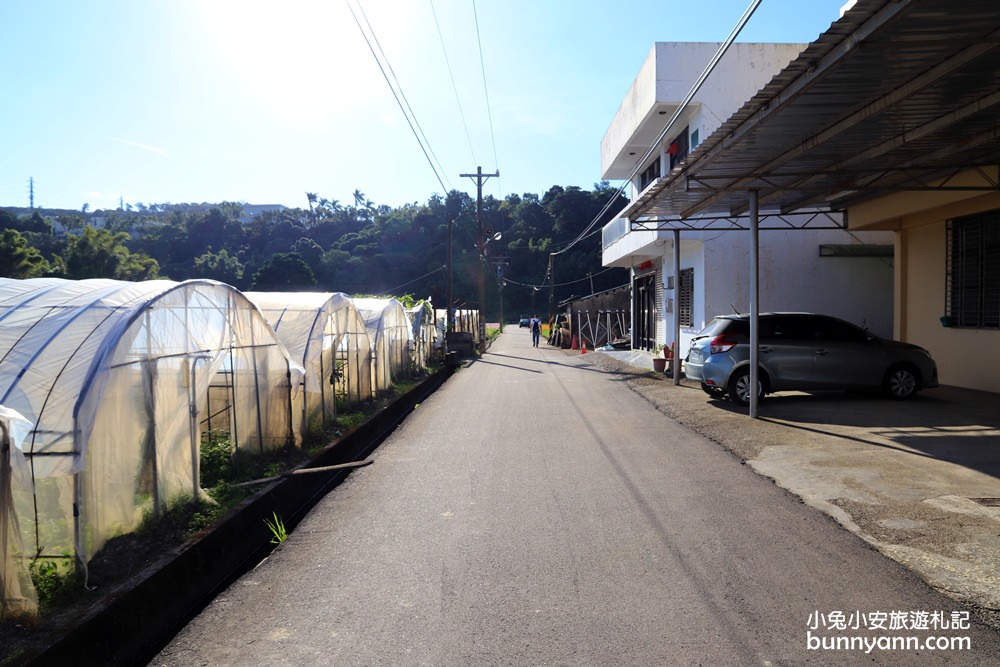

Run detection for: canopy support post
[[749, 189, 760, 419], [672, 229, 682, 386]]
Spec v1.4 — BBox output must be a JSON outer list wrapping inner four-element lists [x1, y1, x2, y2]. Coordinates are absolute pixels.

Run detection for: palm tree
[[352, 189, 366, 208]]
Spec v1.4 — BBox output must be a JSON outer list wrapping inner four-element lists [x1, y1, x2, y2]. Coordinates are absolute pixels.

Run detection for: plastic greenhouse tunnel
[[0, 278, 304, 582], [246, 291, 375, 437], [353, 298, 414, 392]]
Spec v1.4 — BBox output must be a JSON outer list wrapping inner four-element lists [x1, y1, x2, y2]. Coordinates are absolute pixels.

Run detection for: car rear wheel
[[883, 365, 919, 399], [700, 382, 726, 398], [727, 368, 764, 405]]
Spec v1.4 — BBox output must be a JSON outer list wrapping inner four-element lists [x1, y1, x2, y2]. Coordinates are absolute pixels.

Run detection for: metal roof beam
[[629, 209, 844, 232], [686, 26, 1000, 219], [752, 89, 1000, 213], [665, 0, 913, 220]]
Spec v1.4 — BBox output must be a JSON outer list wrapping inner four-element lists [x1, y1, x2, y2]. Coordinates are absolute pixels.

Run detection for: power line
[[471, 0, 501, 198], [347, 0, 452, 194], [382, 264, 447, 295], [356, 1, 453, 191], [504, 265, 621, 290], [430, 0, 477, 167]]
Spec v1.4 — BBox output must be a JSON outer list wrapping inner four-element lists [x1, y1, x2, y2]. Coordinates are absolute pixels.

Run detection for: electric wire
[[346, 1, 452, 195], [430, 0, 478, 168], [356, 2, 453, 192], [355, 1, 453, 192], [381, 264, 447, 295], [503, 265, 621, 290], [471, 0, 501, 197]]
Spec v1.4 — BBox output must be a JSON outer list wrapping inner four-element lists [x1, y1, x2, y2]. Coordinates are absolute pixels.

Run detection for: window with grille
[[678, 267, 694, 327], [946, 212, 1000, 328], [639, 158, 661, 191]]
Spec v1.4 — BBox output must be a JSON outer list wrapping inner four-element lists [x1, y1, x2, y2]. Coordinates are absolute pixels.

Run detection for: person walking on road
[[529, 314, 542, 347]]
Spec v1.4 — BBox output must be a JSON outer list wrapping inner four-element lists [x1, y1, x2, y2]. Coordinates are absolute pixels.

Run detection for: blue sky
[[0, 0, 848, 212]]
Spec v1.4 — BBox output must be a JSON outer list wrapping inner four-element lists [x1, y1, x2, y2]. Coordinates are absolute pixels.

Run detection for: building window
[[639, 158, 660, 191], [946, 212, 1000, 328], [678, 267, 694, 327], [667, 126, 690, 170]]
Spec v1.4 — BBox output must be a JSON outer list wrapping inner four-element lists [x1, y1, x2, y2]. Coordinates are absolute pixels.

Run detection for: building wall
[[850, 183, 1000, 393], [660, 229, 894, 354], [601, 42, 806, 182]]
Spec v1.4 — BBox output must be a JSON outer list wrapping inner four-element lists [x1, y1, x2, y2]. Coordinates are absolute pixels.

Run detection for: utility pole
[[547, 253, 555, 330], [496, 263, 506, 333], [460, 166, 499, 354], [447, 216, 454, 335]]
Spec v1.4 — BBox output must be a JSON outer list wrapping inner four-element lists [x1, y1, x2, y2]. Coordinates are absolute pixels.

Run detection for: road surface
[[150, 330, 1000, 665]]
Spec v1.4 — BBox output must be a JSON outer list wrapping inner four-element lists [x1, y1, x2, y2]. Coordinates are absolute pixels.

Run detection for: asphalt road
[[150, 330, 1000, 666]]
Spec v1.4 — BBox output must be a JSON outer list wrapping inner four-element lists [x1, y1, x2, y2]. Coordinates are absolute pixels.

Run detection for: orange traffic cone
[[581, 341, 588, 354]]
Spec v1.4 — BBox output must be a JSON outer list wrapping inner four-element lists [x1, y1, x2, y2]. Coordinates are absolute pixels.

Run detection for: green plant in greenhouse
[[29, 555, 76, 607], [200, 430, 233, 488]]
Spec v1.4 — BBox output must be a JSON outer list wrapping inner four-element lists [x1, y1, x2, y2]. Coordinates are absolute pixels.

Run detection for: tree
[[3, 211, 52, 235], [56, 214, 86, 236], [191, 248, 245, 288], [0, 229, 50, 278], [63, 226, 159, 280], [250, 252, 317, 291]]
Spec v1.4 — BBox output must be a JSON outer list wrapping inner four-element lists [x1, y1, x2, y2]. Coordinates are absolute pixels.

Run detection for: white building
[[601, 42, 894, 356]]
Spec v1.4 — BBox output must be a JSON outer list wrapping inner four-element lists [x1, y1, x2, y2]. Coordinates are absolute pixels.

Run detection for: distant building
[[239, 204, 288, 224]]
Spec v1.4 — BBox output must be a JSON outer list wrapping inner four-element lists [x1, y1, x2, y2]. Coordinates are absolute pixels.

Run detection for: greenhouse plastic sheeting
[[0, 278, 303, 566], [246, 292, 374, 436], [1, 405, 37, 618], [353, 298, 413, 391], [405, 302, 438, 371]]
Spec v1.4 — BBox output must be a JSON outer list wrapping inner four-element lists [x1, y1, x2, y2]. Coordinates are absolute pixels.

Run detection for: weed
[[263, 512, 288, 545], [29, 556, 77, 608]]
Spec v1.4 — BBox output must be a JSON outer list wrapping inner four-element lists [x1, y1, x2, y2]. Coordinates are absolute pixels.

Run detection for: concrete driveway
[[583, 347, 1000, 623]]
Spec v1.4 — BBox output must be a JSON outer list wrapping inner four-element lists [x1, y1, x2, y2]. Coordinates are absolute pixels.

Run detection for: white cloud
[[106, 137, 170, 158]]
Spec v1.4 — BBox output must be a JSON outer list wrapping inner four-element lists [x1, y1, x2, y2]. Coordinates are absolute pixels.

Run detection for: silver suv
[[684, 313, 939, 405]]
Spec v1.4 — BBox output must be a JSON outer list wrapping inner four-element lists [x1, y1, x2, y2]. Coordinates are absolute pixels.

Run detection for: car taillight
[[709, 334, 738, 354]]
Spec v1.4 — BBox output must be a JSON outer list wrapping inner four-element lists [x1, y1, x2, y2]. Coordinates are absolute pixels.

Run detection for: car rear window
[[698, 317, 749, 337]]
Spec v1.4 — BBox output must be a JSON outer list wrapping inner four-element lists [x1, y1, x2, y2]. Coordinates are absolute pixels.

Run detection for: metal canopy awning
[[627, 0, 1000, 228]]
